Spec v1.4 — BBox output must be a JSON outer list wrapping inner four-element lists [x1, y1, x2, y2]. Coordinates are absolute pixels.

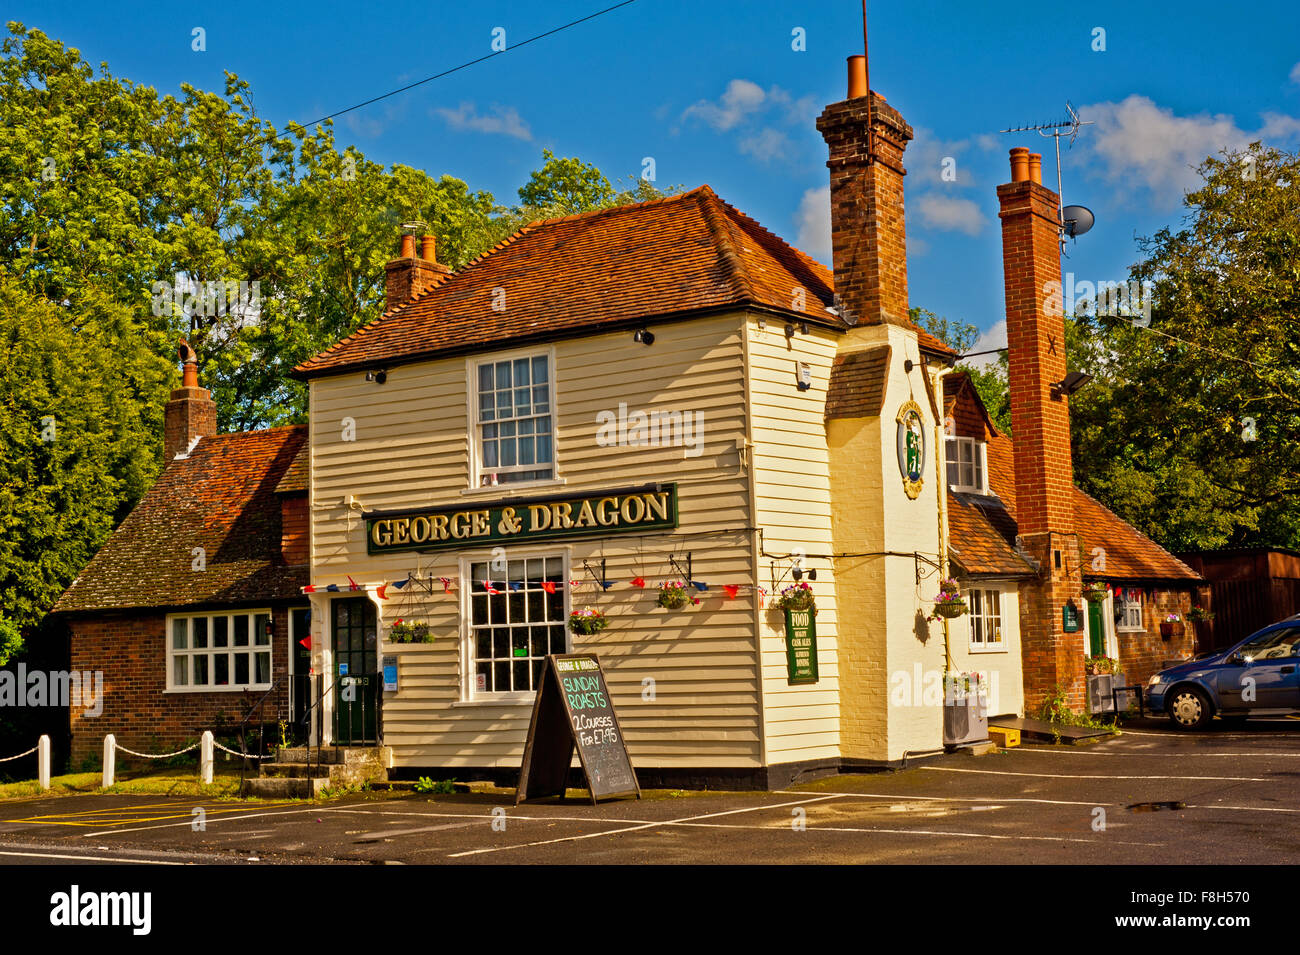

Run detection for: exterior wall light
[[633, 328, 655, 345], [365, 370, 388, 384]]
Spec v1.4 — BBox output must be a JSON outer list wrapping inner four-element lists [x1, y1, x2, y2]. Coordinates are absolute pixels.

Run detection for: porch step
[[240, 776, 330, 799], [275, 746, 389, 765]]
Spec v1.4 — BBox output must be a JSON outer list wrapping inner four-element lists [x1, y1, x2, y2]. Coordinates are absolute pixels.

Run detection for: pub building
[[51, 53, 1201, 788]]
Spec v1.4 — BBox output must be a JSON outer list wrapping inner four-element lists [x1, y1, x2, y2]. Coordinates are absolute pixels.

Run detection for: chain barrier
[[0, 745, 37, 763], [211, 740, 274, 760], [112, 742, 200, 760]]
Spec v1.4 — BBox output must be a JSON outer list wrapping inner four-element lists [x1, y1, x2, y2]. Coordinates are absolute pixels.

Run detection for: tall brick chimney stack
[[384, 233, 450, 312], [164, 339, 217, 463], [997, 146, 1084, 709], [816, 55, 914, 327]]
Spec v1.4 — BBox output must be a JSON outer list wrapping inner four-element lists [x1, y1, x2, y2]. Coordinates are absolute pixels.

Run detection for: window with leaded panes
[[468, 556, 566, 696], [967, 588, 1004, 650]]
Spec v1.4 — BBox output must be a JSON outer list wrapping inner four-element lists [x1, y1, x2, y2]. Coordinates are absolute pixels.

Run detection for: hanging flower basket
[[657, 581, 695, 610], [1159, 615, 1183, 639], [775, 581, 816, 615], [1186, 606, 1215, 623], [389, 620, 432, 644], [568, 608, 608, 636], [928, 578, 967, 620], [1083, 583, 1110, 604]]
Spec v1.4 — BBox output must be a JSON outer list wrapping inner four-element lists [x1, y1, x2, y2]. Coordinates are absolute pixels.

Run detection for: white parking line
[[446, 794, 850, 858], [0, 849, 188, 865], [920, 766, 1267, 781], [82, 806, 321, 838]]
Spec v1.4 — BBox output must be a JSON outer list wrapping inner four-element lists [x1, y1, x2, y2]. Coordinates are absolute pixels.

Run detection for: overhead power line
[[298, 0, 638, 128]]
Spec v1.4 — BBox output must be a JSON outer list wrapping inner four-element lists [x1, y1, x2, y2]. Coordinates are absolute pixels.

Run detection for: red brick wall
[[67, 608, 293, 767], [1016, 533, 1086, 711], [280, 495, 309, 566], [816, 92, 913, 327], [1116, 589, 1197, 689]]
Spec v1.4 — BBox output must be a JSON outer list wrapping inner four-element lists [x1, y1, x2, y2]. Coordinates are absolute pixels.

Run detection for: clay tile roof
[[292, 185, 953, 378], [275, 441, 309, 495], [53, 426, 309, 614], [947, 492, 1037, 578], [825, 345, 892, 419]]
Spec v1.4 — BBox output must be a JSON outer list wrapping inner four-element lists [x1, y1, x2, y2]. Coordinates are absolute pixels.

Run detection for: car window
[[1241, 627, 1300, 660]]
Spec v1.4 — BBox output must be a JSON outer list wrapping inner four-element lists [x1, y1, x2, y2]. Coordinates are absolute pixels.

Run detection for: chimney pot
[[385, 231, 451, 311], [164, 338, 216, 463], [1028, 153, 1043, 185], [1009, 147, 1030, 183], [420, 235, 437, 263], [399, 234, 416, 259], [846, 55, 867, 99]]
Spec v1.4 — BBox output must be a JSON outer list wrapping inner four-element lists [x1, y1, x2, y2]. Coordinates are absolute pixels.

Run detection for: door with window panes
[[332, 597, 378, 744], [469, 556, 566, 696]]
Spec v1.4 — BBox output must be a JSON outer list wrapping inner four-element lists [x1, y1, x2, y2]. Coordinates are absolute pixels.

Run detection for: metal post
[[102, 734, 115, 788], [200, 730, 214, 785], [37, 735, 50, 790]]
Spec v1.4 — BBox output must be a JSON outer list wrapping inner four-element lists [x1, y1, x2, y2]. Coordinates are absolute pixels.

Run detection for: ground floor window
[[966, 588, 1004, 651], [168, 609, 272, 690], [468, 555, 567, 697], [1116, 591, 1144, 631]]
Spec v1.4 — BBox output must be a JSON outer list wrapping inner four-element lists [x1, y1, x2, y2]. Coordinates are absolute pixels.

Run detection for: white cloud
[[433, 102, 532, 140], [908, 127, 981, 188], [1080, 94, 1300, 206], [966, 320, 1006, 371], [909, 236, 930, 257], [681, 79, 767, 131], [1290, 61, 1300, 85], [915, 194, 987, 235], [739, 128, 794, 163], [794, 185, 831, 264]]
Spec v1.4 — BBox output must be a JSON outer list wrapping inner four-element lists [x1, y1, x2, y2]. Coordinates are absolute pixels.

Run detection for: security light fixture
[[633, 328, 655, 346], [792, 567, 817, 581], [1053, 370, 1092, 397], [366, 369, 388, 384]]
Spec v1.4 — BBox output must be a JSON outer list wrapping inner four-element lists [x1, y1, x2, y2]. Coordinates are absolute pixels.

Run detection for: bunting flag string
[[303, 573, 768, 601], [439, 576, 454, 594], [723, 584, 739, 599], [630, 576, 646, 588]]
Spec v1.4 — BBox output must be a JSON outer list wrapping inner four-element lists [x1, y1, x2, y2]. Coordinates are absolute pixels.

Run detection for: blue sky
[[11, 0, 1300, 354]]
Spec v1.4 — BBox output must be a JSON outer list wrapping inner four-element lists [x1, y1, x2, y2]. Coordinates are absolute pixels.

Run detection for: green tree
[[1070, 143, 1300, 550], [0, 278, 171, 652], [910, 306, 1012, 433]]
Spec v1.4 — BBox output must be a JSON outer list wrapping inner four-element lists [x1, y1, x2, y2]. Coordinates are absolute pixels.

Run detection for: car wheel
[[1168, 687, 1212, 730]]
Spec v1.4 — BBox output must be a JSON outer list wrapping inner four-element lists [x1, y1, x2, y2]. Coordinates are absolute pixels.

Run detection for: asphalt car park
[[1, 717, 1297, 865]]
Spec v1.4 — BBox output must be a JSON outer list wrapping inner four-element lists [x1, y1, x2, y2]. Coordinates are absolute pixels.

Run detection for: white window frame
[[1115, 591, 1144, 632], [459, 549, 571, 704], [165, 609, 274, 693], [465, 346, 560, 491], [966, 587, 1006, 652], [946, 436, 988, 494]]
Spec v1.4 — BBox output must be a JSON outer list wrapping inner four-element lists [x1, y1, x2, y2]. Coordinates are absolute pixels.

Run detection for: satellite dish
[[1062, 205, 1095, 238]]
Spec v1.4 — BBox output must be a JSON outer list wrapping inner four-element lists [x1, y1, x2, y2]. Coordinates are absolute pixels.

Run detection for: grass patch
[[0, 767, 247, 801]]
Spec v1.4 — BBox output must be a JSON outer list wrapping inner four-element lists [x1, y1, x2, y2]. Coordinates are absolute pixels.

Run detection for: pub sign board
[[516, 654, 640, 805], [784, 608, 819, 685], [366, 483, 678, 555]]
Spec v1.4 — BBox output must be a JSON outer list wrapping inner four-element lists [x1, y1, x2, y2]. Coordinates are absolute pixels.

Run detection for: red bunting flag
[[569, 579, 583, 589], [347, 575, 359, 591], [723, 584, 739, 599], [298, 636, 312, 650], [630, 576, 646, 589], [303, 584, 316, 594], [440, 576, 453, 594], [484, 580, 501, 595], [541, 581, 557, 594], [376, 584, 388, 600]]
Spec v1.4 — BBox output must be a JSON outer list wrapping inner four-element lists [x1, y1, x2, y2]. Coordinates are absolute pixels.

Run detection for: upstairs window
[[475, 352, 554, 485], [946, 437, 987, 494]]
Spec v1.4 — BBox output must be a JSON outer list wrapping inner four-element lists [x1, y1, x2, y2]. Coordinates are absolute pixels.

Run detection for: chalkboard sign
[[516, 654, 640, 805]]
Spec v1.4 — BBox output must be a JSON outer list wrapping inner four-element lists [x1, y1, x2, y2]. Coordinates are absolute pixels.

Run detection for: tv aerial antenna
[[1000, 102, 1095, 244]]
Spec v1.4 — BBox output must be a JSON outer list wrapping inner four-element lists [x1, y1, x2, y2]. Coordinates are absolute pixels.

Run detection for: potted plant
[[1159, 613, 1184, 639], [1085, 656, 1128, 714], [389, 620, 414, 644], [410, 622, 433, 644], [657, 580, 696, 610], [1186, 606, 1214, 623], [568, 607, 609, 636], [774, 581, 816, 615], [1083, 582, 1110, 603], [928, 578, 968, 620], [1084, 655, 1117, 675]]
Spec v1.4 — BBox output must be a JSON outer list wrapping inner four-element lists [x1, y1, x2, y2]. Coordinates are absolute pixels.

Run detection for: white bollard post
[[200, 730, 214, 785], [37, 735, 51, 790], [102, 734, 115, 788]]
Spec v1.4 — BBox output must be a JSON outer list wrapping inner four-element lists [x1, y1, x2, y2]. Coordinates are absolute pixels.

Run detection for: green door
[[1087, 599, 1105, 658], [332, 597, 378, 744]]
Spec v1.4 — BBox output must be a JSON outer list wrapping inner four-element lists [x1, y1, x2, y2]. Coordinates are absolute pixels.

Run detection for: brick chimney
[[164, 339, 217, 463], [997, 147, 1083, 709], [816, 55, 914, 327], [384, 233, 450, 312]]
